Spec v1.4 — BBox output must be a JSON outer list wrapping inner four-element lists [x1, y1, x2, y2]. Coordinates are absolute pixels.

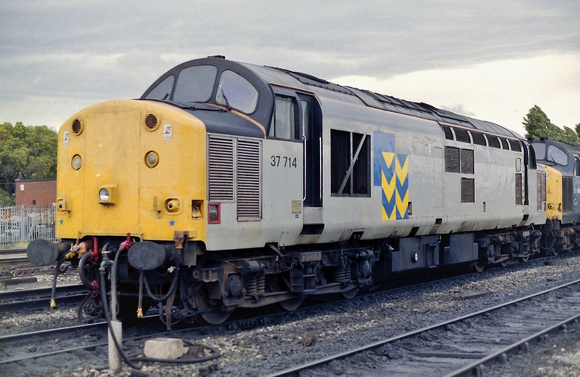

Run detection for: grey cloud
[[0, 0, 579, 115]]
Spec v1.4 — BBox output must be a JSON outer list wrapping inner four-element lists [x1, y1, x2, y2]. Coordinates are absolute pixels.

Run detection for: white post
[[108, 320, 123, 372]]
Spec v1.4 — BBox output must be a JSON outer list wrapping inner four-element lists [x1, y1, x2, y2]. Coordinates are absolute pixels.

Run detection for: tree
[[0, 187, 14, 206], [563, 126, 580, 146], [523, 105, 580, 146], [0, 122, 57, 201]]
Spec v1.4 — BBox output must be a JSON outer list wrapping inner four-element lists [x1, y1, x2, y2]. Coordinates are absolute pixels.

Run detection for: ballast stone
[[144, 338, 184, 359]]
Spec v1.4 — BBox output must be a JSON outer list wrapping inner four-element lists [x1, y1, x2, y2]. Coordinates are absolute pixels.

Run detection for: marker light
[[208, 203, 221, 224], [165, 198, 180, 213], [72, 155, 82, 170], [145, 114, 159, 131], [145, 151, 159, 168], [72, 119, 83, 135]]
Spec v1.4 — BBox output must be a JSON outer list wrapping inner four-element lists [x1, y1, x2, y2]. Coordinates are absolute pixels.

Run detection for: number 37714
[[270, 155, 298, 168]]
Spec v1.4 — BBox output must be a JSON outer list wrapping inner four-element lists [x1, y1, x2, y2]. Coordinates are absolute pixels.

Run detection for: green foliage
[[0, 122, 57, 199], [0, 187, 14, 206], [523, 105, 580, 146]]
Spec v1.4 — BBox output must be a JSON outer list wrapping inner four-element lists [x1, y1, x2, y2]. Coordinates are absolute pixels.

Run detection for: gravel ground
[[486, 322, 580, 377], [1, 252, 580, 376]]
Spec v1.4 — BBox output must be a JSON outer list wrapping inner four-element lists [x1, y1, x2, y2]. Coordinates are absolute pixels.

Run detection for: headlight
[[72, 154, 82, 170], [98, 185, 117, 205], [99, 188, 110, 201]]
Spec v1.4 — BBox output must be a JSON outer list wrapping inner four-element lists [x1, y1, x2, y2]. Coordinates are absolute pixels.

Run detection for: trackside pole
[[108, 320, 123, 372]]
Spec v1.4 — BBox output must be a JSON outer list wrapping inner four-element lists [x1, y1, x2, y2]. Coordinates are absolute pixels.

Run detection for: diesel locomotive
[[27, 56, 580, 324]]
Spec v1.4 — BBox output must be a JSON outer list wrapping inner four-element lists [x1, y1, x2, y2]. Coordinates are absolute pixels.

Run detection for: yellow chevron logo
[[374, 131, 409, 221], [382, 169, 396, 200], [396, 156, 408, 184]]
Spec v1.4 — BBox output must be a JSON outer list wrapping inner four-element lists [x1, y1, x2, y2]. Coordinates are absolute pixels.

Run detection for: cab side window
[[269, 95, 300, 140]]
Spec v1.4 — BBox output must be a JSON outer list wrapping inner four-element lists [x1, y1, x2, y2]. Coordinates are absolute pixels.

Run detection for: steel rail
[[0, 248, 26, 256], [0, 257, 29, 266], [0, 315, 170, 365], [0, 284, 87, 312], [444, 311, 580, 377], [264, 277, 580, 377], [0, 284, 84, 301], [0, 322, 106, 343]]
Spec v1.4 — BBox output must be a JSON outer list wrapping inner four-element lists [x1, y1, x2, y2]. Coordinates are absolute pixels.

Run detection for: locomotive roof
[[249, 63, 522, 140], [142, 56, 523, 140], [532, 138, 580, 156]]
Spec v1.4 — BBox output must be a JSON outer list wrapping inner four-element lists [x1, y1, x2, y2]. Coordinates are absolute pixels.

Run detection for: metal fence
[[0, 205, 58, 247]]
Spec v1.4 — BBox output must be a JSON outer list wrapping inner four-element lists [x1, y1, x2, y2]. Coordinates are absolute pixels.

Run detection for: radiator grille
[[460, 149, 474, 174], [445, 147, 460, 173], [461, 178, 475, 203], [208, 136, 262, 221], [208, 136, 235, 201], [515, 173, 522, 205], [237, 139, 262, 220]]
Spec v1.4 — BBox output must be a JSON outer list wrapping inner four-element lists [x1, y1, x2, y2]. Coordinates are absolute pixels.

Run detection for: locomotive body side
[[27, 57, 570, 325], [203, 133, 305, 250]]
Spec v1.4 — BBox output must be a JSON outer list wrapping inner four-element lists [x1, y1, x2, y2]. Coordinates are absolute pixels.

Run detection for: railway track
[[0, 256, 29, 267], [0, 284, 87, 312], [1, 253, 577, 376], [0, 312, 215, 367], [0, 249, 51, 278], [265, 278, 580, 377], [0, 248, 26, 256]]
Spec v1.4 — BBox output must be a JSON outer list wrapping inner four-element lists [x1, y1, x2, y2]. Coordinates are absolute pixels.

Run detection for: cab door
[[299, 94, 322, 210]]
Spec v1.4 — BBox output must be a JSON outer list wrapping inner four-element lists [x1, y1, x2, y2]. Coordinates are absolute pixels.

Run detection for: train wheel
[[195, 286, 232, 324], [340, 287, 359, 299], [200, 309, 232, 325], [518, 254, 530, 263], [500, 259, 509, 267], [472, 261, 485, 273], [278, 296, 304, 311], [77, 293, 103, 322]]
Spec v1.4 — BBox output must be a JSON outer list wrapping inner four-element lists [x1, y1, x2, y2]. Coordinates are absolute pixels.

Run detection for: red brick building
[[15, 179, 57, 206]]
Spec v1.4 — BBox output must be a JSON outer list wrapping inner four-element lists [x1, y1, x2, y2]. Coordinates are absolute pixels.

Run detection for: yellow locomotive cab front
[[56, 100, 207, 244], [542, 164, 563, 221]]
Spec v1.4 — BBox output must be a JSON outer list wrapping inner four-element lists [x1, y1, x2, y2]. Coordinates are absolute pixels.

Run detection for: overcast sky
[[1, 0, 579, 137]]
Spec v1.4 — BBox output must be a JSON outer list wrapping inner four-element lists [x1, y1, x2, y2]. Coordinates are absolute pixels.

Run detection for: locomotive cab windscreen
[[140, 58, 274, 136]]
